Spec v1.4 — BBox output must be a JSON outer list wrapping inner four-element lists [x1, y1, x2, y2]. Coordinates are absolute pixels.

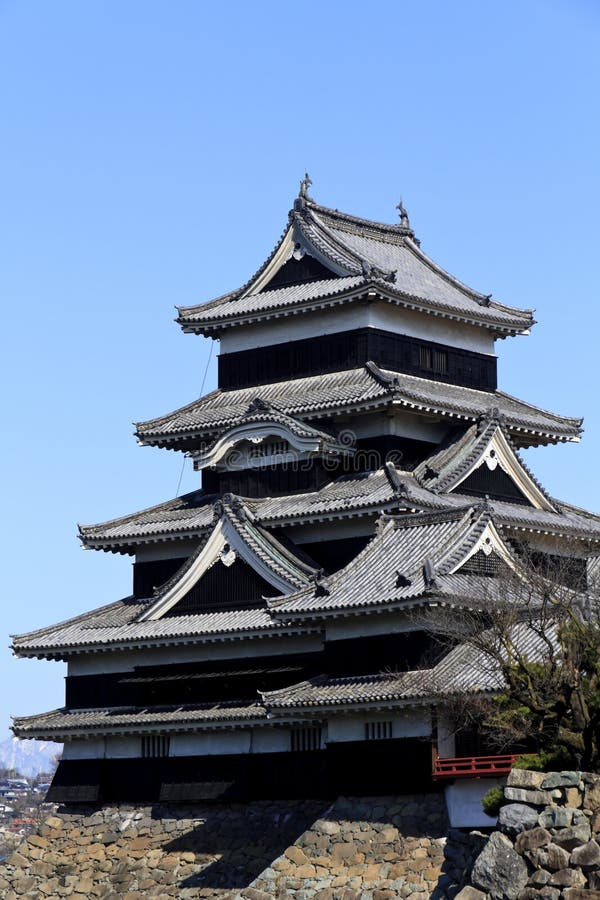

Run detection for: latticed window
[[365, 720, 393, 740], [141, 735, 170, 758], [290, 726, 322, 752], [433, 349, 448, 373], [419, 346, 432, 369], [419, 346, 448, 373], [461, 549, 505, 577]]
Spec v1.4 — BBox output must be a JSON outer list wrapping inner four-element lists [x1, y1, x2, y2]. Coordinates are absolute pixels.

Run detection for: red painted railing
[[433, 753, 518, 780]]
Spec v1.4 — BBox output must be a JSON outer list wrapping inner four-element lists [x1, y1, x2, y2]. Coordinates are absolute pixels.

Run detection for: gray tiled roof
[[262, 671, 433, 709], [261, 621, 553, 710], [13, 701, 267, 738], [135, 364, 582, 448], [79, 468, 400, 551], [13, 622, 553, 738], [11, 602, 296, 657], [79, 460, 600, 553], [134, 367, 389, 443], [267, 506, 494, 618], [177, 199, 533, 336]]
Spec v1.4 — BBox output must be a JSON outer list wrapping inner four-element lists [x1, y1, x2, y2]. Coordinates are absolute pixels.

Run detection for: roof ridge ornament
[[247, 397, 273, 414], [311, 569, 330, 597], [299, 172, 313, 200], [396, 198, 410, 229]]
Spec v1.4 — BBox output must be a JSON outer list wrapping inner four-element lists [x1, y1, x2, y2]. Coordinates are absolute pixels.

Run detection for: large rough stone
[[518, 890, 560, 900], [498, 803, 540, 835], [538, 806, 573, 829], [504, 787, 554, 805], [472, 832, 529, 900], [548, 867, 586, 887], [584, 780, 600, 812], [515, 827, 552, 853], [507, 769, 547, 790], [570, 839, 600, 866], [537, 842, 571, 871], [563, 891, 600, 900], [552, 823, 592, 850], [541, 772, 581, 789], [454, 888, 488, 900]]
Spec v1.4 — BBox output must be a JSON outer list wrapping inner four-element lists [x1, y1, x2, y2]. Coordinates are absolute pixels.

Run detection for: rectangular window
[[290, 726, 322, 752], [433, 350, 448, 373], [141, 735, 170, 758], [419, 346, 432, 369], [365, 721, 393, 741]]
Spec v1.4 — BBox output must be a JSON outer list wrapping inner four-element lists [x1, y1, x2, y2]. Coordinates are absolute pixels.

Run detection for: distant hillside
[[0, 737, 60, 777]]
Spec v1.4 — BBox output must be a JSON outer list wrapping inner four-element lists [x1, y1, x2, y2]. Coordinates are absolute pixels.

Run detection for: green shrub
[[481, 786, 506, 817], [514, 753, 543, 771], [514, 746, 574, 772]]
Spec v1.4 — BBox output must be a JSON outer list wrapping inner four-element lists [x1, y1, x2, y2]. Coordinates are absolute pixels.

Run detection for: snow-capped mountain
[[0, 737, 60, 777]]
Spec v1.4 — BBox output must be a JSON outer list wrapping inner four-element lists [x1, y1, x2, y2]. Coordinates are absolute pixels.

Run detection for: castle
[[12, 179, 599, 805]]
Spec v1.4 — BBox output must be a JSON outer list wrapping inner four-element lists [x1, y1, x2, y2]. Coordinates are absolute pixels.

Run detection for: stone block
[[541, 772, 581, 790], [552, 823, 592, 850], [508, 769, 547, 790], [454, 889, 488, 900], [240, 889, 274, 900], [538, 806, 573, 828], [27, 834, 49, 850], [285, 845, 310, 866], [585, 781, 600, 812], [515, 826, 552, 853], [548, 867, 586, 887], [570, 838, 600, 866], [564, 787, 583, 808], [518, 890, 560, 900], [504, 787, 554, 805], [295, 863, 317, 877], [472, 832, 528, 899], [499, 803, 540, 835], [563, 890, 600, 900], [314, 820, 341, 836], [331, 842, 356, 863]]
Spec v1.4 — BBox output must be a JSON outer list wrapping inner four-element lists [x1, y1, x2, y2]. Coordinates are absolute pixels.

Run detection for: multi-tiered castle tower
[[12, 180, 599, 805]]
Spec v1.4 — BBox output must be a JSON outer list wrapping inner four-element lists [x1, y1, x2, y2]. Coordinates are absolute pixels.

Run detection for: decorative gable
[[162, 554, 279, 616], [137, 498, 319, 622], [263, 254, 339, 291]]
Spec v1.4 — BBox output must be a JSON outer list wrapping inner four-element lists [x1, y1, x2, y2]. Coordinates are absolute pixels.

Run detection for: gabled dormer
[[414, 417, 557, 510], [137, 496, 319, 621]]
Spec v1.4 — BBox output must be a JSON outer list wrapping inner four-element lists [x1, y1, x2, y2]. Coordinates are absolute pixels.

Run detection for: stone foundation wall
[[461, 768, 600, 900], [0, 793, 450, 899]]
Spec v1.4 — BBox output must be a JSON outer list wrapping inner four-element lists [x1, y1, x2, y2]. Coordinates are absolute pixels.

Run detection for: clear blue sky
[[1, 0, 599, 739]]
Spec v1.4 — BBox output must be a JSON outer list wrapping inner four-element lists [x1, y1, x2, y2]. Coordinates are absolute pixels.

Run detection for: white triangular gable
[[138, 515, 305, 622], [451, 428, 556, 511]]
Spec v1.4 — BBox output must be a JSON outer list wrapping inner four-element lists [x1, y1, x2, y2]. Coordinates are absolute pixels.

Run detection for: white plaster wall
[[350, 410, 449, 443], [368, 305, 495, 355], [445, 778, 504, 828], [328, 710, 431, 743], [436, 715, 456, 758], [105, 736, 143, 758], [171, 730, 252, 757], [219, 303, 496, 355], [62, 739, 106, 759], [250, 729, 290, 753], [135, 543, 199, 564], [68, 634, 323, 676]]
